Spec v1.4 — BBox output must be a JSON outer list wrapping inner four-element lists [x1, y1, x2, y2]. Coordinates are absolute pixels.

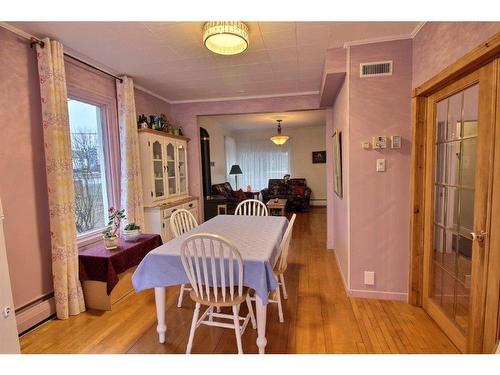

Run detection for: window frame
[[66, 85, 120, 248]]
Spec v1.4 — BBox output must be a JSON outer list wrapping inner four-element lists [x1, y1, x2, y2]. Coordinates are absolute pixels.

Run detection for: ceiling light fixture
[[203, 21, 249, 55], [270, 119, 289, 146]]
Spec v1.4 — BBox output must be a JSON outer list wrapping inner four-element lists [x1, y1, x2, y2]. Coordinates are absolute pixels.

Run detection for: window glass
[[68, 99, 109, 235]]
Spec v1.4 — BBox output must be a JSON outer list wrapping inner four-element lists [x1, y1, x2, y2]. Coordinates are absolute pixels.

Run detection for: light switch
[[376, 159, 386, 172]]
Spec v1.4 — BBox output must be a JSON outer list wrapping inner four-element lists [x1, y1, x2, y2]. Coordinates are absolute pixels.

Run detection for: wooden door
[[422, 60, 498, 353]]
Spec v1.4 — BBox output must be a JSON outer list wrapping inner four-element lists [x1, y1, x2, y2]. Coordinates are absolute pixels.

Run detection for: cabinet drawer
[[183, 200, 197, 210], [163, 205, 181, 219]]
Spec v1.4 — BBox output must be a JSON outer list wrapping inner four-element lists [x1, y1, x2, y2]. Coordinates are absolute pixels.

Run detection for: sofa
[[260, 178, 312, 211], [211, 182, 253, 213]]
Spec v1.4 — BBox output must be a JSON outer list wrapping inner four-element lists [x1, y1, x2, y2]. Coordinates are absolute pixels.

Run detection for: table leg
[[154, 287, 167, 343], [255, 294, 267, 354]]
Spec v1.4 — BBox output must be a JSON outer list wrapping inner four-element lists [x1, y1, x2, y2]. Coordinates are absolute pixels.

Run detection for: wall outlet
[[364, 271, 375, 285]]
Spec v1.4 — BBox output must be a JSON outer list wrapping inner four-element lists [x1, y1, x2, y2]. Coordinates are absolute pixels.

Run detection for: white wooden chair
[[235, 199, 268, 216], [170, 209, 198, 308], [180, 233, 256, 354], [252, 214, 296, 323]]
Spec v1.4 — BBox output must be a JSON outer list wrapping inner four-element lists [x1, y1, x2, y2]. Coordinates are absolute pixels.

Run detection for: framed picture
[[332, 131, 343, 198], [312, 150, 326, 164]]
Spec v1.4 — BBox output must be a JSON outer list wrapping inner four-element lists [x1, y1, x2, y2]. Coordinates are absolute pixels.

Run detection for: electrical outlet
[[364, 271, 375, 285]]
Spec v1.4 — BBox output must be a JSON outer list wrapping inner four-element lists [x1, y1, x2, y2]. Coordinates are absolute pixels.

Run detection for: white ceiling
[[9, 21, 421, 102], [199, 109, 325, 132]]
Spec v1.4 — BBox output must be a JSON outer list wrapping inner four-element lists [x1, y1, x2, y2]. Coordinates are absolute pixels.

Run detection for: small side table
[[266, 198, 287, 216]]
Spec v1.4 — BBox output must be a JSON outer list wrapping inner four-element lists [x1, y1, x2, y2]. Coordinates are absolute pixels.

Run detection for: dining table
[[132, 214, 289, 354]]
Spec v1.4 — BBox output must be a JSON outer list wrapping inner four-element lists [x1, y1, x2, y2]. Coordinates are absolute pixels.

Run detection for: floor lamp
[[229, 165, 243, 190]]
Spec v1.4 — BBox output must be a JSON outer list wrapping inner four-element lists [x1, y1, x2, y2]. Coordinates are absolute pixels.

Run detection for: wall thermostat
[[372, 136, 387, 149], [391, 135, 402, 149]]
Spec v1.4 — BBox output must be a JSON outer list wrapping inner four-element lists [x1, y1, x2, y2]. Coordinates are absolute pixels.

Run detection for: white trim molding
[[133, 84, 172, 104], [343, 22, 427, 48], [170, 91, 320, 104]]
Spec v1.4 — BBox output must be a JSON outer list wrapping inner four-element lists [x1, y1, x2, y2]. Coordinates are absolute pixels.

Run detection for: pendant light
[[203, 22, 249, 55], [270, 119, 289, 146]]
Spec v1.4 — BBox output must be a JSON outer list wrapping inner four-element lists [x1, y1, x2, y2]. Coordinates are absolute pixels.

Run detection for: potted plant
[[102, 207, 126, 250], [123, 222, 141, 242]]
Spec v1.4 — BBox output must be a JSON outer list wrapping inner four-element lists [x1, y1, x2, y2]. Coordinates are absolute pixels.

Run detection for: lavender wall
[[0, 28, 52, 312], [170, 95, 320, 206], [329, 81, 349, 285], [134, 89, 172, 119], [348, 40, 412, 299], [413, 22, 500, 88]]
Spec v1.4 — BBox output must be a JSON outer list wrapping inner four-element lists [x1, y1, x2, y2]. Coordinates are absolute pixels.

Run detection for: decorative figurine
[[148, 115, 156, 129], [178, 127, 184, 136], [137, 114, 148, 129]]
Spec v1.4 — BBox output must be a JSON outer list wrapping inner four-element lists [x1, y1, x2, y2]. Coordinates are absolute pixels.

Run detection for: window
[[235, 139, 292, 191], [68, 99, 110, 237]]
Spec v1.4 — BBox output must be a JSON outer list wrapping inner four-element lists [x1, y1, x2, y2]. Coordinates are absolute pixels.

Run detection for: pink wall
[[134, 89, 172, 119], [0, 28, 52, 311], [170, 95, 320, 206], [413, 22, 500, 88], [348, 39, 412, 299]]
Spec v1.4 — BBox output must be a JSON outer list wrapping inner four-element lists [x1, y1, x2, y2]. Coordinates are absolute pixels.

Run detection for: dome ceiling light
[[203, 21, 249, 56], [270, 119, 289, 146]]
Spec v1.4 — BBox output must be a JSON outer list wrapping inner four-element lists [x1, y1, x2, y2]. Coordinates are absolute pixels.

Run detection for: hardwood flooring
[[20, 207, 458, 354]]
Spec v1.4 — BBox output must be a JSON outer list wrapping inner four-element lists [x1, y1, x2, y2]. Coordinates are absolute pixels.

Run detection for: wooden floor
[[20, 207, 458, 354]]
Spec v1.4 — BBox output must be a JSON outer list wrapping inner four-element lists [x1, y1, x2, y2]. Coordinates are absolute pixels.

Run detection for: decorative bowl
[[123, 229, 141, 242]]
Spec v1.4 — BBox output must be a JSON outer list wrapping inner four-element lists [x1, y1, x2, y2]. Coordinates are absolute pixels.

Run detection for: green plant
[[101, 207, 126, 238], [124, 222, 141, 231]]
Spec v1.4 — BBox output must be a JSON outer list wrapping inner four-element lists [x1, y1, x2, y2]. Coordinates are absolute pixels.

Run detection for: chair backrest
[[180, 233, 244, 303], [170, 209, 198, 238], [275, 214, 296, 274], [235, 199, 268, 216]]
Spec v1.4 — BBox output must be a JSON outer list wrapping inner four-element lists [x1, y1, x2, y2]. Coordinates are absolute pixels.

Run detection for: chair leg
[[177, 284, 186, 308], [275, 282, 284, 323], [279, 274, 288, 300], [232, 305, 243, 354], [186, 302, 200, 354], [246, 295, 257, 329]]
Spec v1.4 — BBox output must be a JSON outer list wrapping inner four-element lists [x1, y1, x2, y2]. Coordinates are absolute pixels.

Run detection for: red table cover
[[78, 234, 162, 295]]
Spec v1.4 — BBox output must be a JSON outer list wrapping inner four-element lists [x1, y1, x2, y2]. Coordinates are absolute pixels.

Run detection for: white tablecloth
[[132, 215, 288, 304]]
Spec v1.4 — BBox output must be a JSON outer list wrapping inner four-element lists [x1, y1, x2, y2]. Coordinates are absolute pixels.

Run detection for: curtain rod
[[30, 37, 123, 83]]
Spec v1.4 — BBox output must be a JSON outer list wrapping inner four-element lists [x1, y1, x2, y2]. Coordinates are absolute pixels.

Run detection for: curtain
[[36, 39, 85, 319], [236, 139, 292, 191], [224, 135, 237, 183], [116, 76, 145, 228]]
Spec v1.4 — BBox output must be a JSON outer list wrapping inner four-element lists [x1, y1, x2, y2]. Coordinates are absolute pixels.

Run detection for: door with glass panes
[[423, 60, 497, 353]]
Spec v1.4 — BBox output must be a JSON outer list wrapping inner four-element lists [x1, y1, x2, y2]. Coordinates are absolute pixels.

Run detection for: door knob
[[471, 231, 487, 242]]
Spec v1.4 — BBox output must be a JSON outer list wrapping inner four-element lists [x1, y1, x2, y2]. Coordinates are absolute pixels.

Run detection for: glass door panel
[[166, 142, 177, 195], [178, 142, 187, 194], [152, 139, 165, 199], [431, 84, 478, 335]]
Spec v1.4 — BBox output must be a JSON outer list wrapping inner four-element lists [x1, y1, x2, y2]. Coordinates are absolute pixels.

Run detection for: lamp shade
[[229, 165, 243, 175]]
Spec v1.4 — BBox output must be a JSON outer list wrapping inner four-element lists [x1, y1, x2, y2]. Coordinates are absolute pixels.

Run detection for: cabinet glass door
[[151, 139, 165, 199], [177, 142, 187, 194], [166, 142, 177, 196]]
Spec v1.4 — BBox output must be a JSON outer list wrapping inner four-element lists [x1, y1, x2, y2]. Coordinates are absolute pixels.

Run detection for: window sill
[[77, 229, 105, 251]]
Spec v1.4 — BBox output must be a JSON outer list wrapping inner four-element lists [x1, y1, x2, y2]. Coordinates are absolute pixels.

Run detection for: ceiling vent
[[360, 61, 393, 77]]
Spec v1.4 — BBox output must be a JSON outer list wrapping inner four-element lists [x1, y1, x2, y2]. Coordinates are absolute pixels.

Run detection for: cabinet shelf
[[153, 159, 163, 162]]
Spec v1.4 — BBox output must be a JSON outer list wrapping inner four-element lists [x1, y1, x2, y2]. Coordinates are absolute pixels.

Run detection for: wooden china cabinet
[[138, 129, 198, 242]]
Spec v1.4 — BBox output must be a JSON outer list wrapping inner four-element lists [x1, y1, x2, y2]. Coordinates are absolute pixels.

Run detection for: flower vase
[[104, 235, 118, 250]]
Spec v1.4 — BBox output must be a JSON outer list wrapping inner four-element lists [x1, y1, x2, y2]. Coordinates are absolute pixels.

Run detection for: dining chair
[[235, 199, 268, 216], [266, 213, 297, 323], [170, 209, 198, 308], [180, 233, 256, 354]]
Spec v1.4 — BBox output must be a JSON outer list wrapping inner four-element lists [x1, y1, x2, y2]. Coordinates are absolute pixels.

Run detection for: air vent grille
[[360, 61, 393, 77]]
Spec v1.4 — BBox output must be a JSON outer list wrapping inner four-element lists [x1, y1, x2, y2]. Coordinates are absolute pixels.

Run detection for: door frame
[[409, 32, 500, 353]]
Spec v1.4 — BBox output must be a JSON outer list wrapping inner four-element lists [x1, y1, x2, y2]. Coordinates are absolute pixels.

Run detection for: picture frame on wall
[[312, 150, 326, 164], [332, 130, 343, 198]]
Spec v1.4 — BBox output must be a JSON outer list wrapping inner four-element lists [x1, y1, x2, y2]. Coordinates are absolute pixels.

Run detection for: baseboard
[[330, 248, 350, 294], [348, 288, 408, 301], [310, 199, 327, 206], [16, 297, 56, 334]]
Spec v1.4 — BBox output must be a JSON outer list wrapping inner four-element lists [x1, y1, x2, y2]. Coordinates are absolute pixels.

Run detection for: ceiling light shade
[[270, 119, 289, 146], [203, 21, 249, 55]]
